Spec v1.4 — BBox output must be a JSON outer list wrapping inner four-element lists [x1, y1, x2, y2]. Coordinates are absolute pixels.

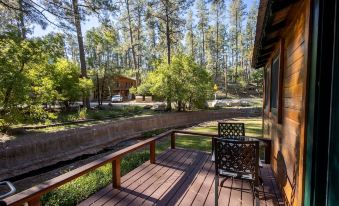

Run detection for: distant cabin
[[92, 75, 136, 101]]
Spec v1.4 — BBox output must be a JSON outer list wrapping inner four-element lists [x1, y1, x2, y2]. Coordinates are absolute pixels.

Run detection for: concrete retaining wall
[[0, 108, 261, 180]]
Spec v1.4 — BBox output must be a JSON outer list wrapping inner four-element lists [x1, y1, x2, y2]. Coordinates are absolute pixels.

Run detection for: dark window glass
[[270, 57, 279, 109], [264, 68, 270, 110]]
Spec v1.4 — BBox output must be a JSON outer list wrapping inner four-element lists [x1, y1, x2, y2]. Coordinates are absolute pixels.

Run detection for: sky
[[31, 0, 256, 38]]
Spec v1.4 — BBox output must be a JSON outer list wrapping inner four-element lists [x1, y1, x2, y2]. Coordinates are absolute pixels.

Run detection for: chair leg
[[250, 182, 260, 206], [215, 175, 219, 206], [220, 177, 229, 187], [259, 176, 264, 186]]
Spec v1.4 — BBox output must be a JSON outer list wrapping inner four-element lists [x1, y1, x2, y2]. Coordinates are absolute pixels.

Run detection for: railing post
[[28, 196, 41, 206], [112, 158, 121, 189], [171, 132, 175, 149], [150, 141, 156, 164], [265, 141, 271, 164]]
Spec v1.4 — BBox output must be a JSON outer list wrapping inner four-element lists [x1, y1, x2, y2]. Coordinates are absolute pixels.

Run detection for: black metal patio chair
[[216, 122, 263, 168], [218, 122, 245, 139], [213, 137, 260, 206], [212, 122, 246, 162]]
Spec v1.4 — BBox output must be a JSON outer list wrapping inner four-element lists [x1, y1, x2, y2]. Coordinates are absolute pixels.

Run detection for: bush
[[78, 108, 87, 120], [138, 54, 213, 111]]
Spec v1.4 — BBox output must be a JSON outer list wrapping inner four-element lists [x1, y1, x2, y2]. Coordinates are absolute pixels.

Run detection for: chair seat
[[218, 169, 254, 181]]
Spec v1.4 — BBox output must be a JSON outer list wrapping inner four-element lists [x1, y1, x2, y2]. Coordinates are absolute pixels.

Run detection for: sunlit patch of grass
[[189, 126, 218, 133], [186, 117, 262, 138], [176, 135, 211, 152]]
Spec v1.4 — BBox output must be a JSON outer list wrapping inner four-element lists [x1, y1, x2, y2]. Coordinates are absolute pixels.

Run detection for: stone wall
[[0, 108, 261, 180]]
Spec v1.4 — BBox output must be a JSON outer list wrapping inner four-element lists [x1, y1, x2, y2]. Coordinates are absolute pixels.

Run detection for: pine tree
[[228, 0, 246, 83], [185, 9, 195, 58], [244, 1, 258, 81], [40, 0, 115, 108], [210, 0, 225, 82], [196, 0, 208, 65]]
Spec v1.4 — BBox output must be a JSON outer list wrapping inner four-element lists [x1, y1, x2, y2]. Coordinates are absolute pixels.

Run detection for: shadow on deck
[[79, 148, 284, 206]]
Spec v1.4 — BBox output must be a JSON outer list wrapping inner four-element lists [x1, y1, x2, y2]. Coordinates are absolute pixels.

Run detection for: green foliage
[[129, 81, 152, 96], [78, 108, 88, 120], [0, 37, 51, 131], [54, 59, 88, 106], [0, 35, 93, 131], [142, 128, 168, 138], [140, 54, 213, 110], [250, 68, 264, 87]]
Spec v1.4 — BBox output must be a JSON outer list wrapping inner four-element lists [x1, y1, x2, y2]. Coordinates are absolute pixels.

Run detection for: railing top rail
[[173, 130, 271, 143], [4, 130, 172, 205]]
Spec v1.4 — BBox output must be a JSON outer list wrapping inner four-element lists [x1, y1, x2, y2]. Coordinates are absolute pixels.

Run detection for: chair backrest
[[218, 122, 245, 139], [213, 137, 259, 185]]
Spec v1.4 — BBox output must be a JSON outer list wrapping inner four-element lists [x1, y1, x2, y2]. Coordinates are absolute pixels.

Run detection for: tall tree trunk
[[96, 73, 100, 105], [125, 0, 138, 72], [72, 0, 90, 108], [215, 4, 219, 82], [18, 0, 26, 39], [165, 2, 171, 110], [224, 54, 228, 98], [100, 74, 106, 105], [235, 10, 238, 83], [166, 12, 171, 64], [190, 25, 194, 57], [202, 26, 205, 65], [136, 5, 142, 86]]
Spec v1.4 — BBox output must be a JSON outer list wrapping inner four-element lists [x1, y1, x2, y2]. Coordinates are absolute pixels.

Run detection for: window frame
[[269, 39, 284, 123], [264, 65, 271, 113], [270, 55, 279, 115]]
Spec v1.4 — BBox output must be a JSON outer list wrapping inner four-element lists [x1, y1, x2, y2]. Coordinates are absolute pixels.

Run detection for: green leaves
[[0, 36, 93, 131], [138, 54, 213, 110]]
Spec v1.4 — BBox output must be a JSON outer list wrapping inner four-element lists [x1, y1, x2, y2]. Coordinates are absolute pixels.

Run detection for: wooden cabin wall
[[263, 1, 310, 205]]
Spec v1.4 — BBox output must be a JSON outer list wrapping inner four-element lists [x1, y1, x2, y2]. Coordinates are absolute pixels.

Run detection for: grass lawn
[[41, 117, 262, 206]]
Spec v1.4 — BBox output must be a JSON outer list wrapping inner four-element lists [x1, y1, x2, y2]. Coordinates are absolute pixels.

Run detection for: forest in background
[[0, 0, 262, 130]]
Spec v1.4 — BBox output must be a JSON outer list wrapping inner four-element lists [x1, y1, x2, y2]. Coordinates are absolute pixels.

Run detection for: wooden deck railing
[[3, 130, 271, 206]]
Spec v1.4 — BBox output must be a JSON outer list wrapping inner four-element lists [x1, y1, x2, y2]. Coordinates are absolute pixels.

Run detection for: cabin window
[[270, 56, 279, 112]]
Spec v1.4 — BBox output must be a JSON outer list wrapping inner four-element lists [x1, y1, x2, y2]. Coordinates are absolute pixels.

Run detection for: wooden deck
[[79, 148, 284, 206]]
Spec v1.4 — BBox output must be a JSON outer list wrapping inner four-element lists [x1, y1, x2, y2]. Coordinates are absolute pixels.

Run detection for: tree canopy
[[133, 54, 213, 111]]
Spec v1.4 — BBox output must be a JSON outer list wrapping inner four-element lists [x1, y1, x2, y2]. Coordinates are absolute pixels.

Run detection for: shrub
[[78, 108, 87, 120], [138, 54, 213, 111]]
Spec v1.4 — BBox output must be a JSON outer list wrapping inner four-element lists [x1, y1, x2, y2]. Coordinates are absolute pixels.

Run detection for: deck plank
[[115, 149, 194, 206], [191, 159, 215, 206], [140, 150, 199, 205], [131, 150, 197, 205], [176, 157, 213, 206], [241, 180, 254, 206], [78, 149, 284, 206], [90, 149, 181, 206], [157, 151, 208, 205], [101, 149, 188, 206], [79, 150, 172, 206]]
